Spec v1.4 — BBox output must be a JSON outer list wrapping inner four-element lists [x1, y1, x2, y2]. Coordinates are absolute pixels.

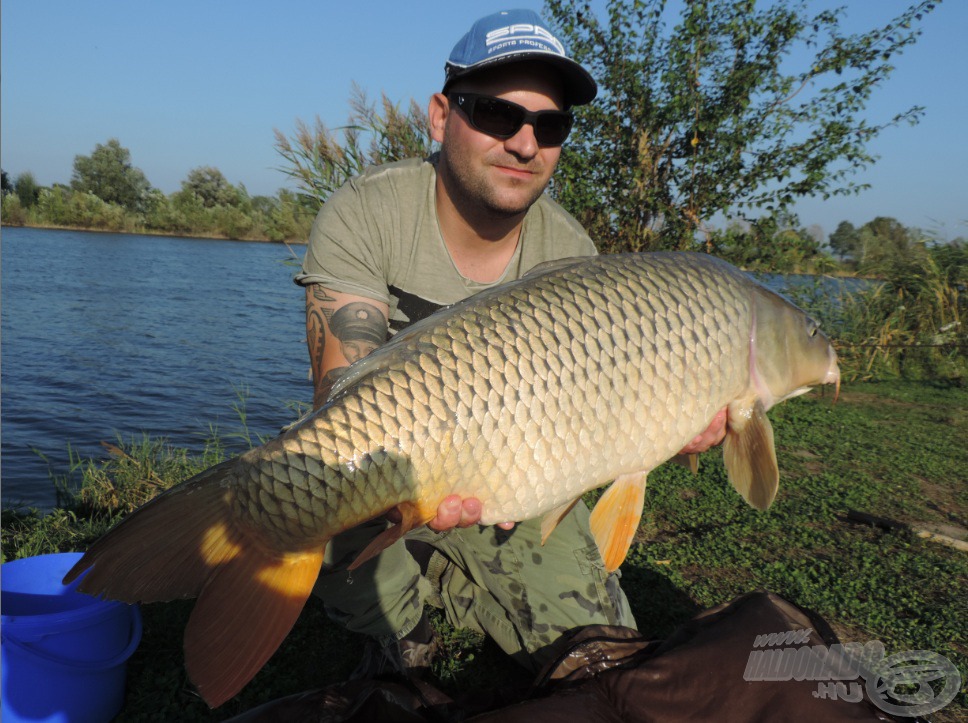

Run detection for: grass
[[2, 380, 966, 720]]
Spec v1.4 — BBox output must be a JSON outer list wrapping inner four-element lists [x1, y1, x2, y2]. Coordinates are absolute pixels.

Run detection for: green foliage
[[829, 220, 861, 260], [71, 138, 152, 211], [1, 193, 27, 225], [14, 171, 41, 208], [177, 166, 244, 208], [30, 186, 136, 231], [274, 85, 433, 209], [543, 0, 939, 251], [709, 214, 832, 272]]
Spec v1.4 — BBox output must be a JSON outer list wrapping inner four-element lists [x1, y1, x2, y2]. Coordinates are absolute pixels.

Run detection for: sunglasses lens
[[534, 114, 573, 146], [472, 98, 525, 137]]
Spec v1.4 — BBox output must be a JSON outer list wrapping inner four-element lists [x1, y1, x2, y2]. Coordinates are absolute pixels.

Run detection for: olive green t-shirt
[[294, 155, 596, 333]]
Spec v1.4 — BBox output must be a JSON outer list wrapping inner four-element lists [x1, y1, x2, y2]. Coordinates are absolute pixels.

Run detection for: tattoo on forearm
[[328, 301, 388, 364], [311, 286, 336, 303], [306, 287, 388, 409]]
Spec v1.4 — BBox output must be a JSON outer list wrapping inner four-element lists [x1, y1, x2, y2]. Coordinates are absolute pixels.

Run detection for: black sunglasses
[[447, 92, 573, 147]]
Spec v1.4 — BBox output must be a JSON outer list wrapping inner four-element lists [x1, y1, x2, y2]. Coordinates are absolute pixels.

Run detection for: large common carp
[[65, 252, 839, 707]]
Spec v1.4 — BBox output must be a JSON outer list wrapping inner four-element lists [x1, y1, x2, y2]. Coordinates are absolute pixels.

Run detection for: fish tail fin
[[63, 459, 246, 598], [589, 472, 648, 573], [723, 398, 779, 510], [186, 545, 324, 707], [63, 458, 326, 708]]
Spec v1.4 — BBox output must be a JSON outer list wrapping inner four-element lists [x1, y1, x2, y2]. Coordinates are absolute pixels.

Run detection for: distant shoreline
[[0, 220, 309, 246]]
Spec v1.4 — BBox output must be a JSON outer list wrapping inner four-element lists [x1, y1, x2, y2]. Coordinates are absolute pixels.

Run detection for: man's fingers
[[678, 408, 728, 454]]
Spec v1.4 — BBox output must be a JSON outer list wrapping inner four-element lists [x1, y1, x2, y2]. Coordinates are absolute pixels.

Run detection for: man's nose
[[503, 121, 540, 159]]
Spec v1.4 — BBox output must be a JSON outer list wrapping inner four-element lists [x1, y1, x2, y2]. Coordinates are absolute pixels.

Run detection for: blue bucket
[[1, 552, 142, 723]]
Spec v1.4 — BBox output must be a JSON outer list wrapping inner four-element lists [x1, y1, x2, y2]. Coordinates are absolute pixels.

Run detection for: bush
[[1, 194, 27, 225]]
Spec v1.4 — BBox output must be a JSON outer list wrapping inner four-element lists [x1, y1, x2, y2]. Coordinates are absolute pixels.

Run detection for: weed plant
[[784, 242, 966, 383]]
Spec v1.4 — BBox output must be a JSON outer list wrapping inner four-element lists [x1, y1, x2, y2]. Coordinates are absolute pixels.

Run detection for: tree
[[710, 214, 824, 272], [856, 215, 918, 274], [178, 166, 243, 208], [1, 169, 11, 196], [828, 221, 861, 260], [14, 172, 41, 208], [71, 138, 151, 211], [543, 0, 939, 251]]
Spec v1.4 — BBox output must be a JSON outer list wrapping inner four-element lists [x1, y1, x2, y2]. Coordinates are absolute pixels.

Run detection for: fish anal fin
[[186, 546, 325, 708], [670, 453, 700, 474], [724, 397, 779, 510], [348, 501, 431, 571], [540, 498, 581, 544], [588, 472, 648, 573]]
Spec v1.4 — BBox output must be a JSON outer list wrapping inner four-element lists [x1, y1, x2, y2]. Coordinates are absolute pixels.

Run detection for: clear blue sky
[[3, 1, 965, 240]]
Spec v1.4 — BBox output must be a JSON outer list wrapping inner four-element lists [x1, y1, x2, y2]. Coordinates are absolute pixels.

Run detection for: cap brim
[[444, 53, 597, 107]]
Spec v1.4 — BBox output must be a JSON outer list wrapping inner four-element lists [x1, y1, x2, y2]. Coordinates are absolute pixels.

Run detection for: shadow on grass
[[618, 565, 703, 640]]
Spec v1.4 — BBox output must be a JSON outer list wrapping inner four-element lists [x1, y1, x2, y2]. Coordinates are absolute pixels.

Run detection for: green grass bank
[[3, 379, 965, 720]]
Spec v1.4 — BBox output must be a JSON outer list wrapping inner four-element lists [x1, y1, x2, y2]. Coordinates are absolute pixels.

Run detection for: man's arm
[[305, 284, 506, 531], [305, 285, 388, 411]]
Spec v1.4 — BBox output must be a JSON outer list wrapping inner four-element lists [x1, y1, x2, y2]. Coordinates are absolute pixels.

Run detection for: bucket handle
[[0, 607, 142, 672]]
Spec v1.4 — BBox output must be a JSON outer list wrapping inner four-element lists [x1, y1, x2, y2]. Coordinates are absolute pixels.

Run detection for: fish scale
[[65, 251, 839, 708]]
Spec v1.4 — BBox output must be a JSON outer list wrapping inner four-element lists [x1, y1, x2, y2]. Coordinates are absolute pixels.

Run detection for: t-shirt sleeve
[[293, 177, 390, 303]]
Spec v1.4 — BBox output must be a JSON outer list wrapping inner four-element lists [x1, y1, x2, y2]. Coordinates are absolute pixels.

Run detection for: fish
[[64, 251, 840, 707]]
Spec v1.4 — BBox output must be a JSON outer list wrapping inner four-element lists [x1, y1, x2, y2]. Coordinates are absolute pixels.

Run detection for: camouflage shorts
[[313, 501, 635, 671]]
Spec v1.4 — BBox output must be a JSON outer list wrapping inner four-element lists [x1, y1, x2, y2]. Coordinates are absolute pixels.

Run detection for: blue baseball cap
[[443, 9, 597, 107]]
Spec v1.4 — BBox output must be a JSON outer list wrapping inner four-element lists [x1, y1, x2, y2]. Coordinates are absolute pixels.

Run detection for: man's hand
[[678, 408, 728, 454], [426, 495, 515, 532]]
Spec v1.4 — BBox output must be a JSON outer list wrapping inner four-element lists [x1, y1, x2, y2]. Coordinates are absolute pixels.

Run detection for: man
[[295, 9, 725, 677]]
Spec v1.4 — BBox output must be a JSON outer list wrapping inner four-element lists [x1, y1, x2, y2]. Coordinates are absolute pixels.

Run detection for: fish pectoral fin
[[723, 397, 779, 510], [186, 546, 325, 708], [588, 471, 648, 573], [540, 497, 582, 544], [348, 501, 430, 571]]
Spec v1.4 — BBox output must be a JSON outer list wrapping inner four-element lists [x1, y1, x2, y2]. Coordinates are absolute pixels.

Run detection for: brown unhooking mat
[[230, 592, 916, 722]]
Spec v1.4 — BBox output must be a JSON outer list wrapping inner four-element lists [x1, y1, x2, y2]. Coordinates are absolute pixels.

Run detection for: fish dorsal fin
[[540, 497, 582, 544], [588, 471, 648, 573], [523, 255, 588, 278], [723, 395, 779, 510]]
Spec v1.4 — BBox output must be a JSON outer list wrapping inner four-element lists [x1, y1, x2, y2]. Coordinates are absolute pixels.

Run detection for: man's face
[[435, 63, 566, 219]]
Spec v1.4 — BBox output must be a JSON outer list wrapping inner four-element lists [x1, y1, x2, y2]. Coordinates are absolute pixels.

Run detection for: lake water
[[1, 227, 860, 512], [1, 227, 310, 511]]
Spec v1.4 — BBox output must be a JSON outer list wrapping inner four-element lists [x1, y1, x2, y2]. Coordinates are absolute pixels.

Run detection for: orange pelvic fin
[[62, 458, 326, 708], [588, 471, 648, 573], [348, 501, 431, 571]]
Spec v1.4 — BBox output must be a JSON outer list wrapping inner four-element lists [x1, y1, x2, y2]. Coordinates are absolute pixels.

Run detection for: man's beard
[[439, 148, 550, 220]]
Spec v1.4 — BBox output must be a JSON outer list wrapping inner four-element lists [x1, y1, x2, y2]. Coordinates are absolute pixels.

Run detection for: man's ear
[[428, 93, 449, 143]]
